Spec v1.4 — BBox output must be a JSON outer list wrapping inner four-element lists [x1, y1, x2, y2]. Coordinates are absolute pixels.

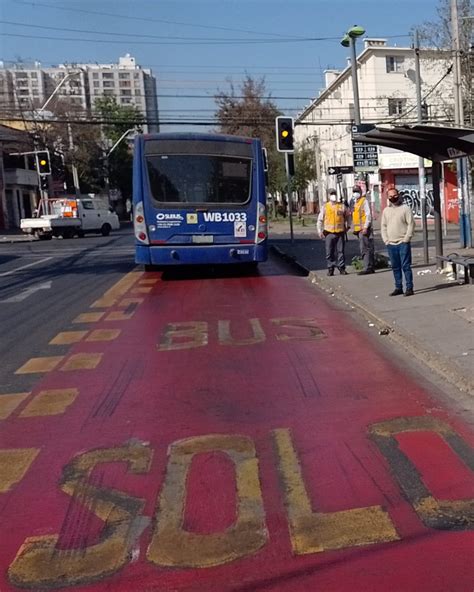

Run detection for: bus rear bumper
[[135, 244, 267, 265]]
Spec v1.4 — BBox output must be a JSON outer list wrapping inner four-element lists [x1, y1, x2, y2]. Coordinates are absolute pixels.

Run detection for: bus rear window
[[146, 154, 251, 205]]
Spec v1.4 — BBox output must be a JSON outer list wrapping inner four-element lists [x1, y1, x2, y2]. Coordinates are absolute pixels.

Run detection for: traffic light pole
[[285, 153, 294, 245], [415, 29, 429, 264]]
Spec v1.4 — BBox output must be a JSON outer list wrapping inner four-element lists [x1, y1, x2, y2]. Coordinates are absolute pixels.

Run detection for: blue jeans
[[387, 242, 413, 290]]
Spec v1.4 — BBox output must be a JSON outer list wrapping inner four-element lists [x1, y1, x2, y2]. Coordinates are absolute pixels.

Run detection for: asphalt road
[[0, 229, 136, 392], [0, 230, 473, 592]]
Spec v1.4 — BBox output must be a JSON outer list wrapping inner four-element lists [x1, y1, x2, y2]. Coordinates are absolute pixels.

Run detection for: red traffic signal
[[275, 116, 294, 153]]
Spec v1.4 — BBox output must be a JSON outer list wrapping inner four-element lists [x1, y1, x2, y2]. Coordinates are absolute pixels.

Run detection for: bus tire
[[36, 231, 52, 241], [62, 229, 74, 239], [101, 223, 111, 236], [76, 229, 85, 238]]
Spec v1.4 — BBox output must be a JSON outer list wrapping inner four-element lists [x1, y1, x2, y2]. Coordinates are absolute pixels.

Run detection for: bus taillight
[[256, 202, 267, 244], [134, 201, 149, 244]]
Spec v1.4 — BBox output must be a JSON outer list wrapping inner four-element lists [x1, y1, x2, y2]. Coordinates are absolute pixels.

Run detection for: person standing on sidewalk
[[381, 187, 415, 296], [317, 189, 351, 276], [352, 186, 375, 275]]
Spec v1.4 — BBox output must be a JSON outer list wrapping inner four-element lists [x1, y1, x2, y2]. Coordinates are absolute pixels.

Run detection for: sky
[[0, 0, 442, 131]]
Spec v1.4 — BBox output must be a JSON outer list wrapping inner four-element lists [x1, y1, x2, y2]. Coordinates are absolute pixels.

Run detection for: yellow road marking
[[15, 357, 64, 375], [0, 393, 30, 420], [73, 312, 105, 324], [0, 448, 40, 492], [139, 278, 158, 285], [49, 331, 88, 345], [8, 443, 152, 588], [273, 428, 399, 554], [105, 310, 135, 321], [131, 286, 152, 294], [86, 329, 121, 342], [147, 434, 268, 568], [60, 353, 103, 371], [90, 270, 143, 308], [118, 297, 143, 308], [20, 389, 79, 417]]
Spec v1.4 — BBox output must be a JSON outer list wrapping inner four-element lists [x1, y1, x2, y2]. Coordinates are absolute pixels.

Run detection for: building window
[[386, 56, 405, 73], [103, 80, 115, 88], [119, 73, 130, 79], [135, 89, 141, 96], [93, 72, 99, 79], [30, 72, 38, 78], [93, 80, 100, 87], [121, 89, 132, 96], [388, 98, 406, 115], [15, 72, 28, 78], [121, 97, 132, 104], [102, 72, 114, 79], [103, 89, 115, 96], [120, 80, 131, 87]]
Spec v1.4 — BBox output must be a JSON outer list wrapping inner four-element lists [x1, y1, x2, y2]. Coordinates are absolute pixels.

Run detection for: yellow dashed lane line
[[19, 389, 79, 417], [49, 331, 88, 345], [15, 357, 64, 375], [90, 270, 143, 308], [0, 393, 30, 419], [0, 448, 40, 492], [60, 353, 103, 371]]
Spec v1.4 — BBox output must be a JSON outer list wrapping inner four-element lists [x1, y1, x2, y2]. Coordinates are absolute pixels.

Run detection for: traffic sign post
[[351, 124, 379, 173]]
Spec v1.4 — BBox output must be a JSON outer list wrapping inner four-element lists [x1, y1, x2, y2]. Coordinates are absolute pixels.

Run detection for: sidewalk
[[270, 218, 474, 396], [0, 230, 35, 243]]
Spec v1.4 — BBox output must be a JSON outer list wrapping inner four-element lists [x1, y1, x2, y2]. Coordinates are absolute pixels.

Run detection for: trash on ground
[[417, 269, 432, 276], [368, 323, 375, 327], [379, 327, 391, 335]]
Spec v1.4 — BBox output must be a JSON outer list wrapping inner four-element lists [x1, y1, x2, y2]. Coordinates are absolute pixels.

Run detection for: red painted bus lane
[[0, 270, 473, 591]]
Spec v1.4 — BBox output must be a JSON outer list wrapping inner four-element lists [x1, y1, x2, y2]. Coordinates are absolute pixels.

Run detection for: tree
[[94, 98, 145, 202], [291, 145, 317, 211], [416, 0, 473, 124], [214, 76, 286, 195]]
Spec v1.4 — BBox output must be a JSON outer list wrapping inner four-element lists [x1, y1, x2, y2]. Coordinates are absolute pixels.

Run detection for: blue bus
[[133, 132, 268, 268]]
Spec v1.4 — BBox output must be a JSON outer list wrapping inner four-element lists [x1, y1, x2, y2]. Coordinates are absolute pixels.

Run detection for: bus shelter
[[352, 124, 474, 262]]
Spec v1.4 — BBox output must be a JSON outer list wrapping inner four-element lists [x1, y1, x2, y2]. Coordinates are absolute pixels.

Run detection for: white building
[[0, 55, 159, 132], [295, 39, 453, 215]]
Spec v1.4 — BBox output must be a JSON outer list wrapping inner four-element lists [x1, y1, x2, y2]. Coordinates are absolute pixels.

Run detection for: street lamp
[[340, 25, 365, 125]]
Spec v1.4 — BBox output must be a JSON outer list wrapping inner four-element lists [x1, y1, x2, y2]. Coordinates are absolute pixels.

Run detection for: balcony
[[4, 168, 38, 186]]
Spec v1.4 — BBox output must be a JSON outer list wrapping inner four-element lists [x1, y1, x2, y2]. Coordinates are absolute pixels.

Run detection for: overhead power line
[[4, 32, 341, 45], [13, 0, 310, 38]]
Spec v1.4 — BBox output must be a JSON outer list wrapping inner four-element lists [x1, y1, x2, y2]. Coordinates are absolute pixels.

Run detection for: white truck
[[20, 197, 120, 240]]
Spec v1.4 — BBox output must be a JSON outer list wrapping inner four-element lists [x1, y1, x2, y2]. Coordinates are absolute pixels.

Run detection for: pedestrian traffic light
[[275, 116, 294, 153], [40, 175, 49, 190], [36, 150, 51, 175]]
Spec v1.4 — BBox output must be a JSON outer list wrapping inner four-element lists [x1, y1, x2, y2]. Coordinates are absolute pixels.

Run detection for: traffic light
[[40, 176, 49, 190], [275, 116, 294, 153], [36, 150, 51, 175]]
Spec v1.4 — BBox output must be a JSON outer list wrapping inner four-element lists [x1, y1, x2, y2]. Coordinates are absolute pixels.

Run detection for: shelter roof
[[352, 124, 474, 162]]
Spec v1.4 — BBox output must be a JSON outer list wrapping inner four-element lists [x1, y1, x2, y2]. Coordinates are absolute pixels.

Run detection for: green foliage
[[94, 97, 145, 198], [214, 76, 285, 192], [291, 145, 316, 193]]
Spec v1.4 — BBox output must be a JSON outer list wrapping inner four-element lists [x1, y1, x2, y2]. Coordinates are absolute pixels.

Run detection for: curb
[[271, 245, 473, 396], [269, 245, 309, 276], [308, 271, 474, 397]]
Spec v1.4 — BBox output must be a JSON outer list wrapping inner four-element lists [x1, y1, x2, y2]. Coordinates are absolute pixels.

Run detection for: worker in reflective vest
[[351, 186, 375, 275], [317, 189, 351, 276]]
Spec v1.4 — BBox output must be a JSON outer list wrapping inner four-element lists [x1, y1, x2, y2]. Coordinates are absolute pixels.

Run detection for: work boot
[[389, 288, 404, 296], [404, 288, 415, 297], [357, 269, 375, 275], [327, 268, 334, 276], [339, 269, 348, 275]]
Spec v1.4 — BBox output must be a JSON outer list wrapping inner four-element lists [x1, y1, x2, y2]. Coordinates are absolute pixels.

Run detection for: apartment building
[[0, 55, 159, 132], [295, 39, 455, 219]]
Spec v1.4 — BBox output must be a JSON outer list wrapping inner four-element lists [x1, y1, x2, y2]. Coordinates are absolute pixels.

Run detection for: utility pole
[[451, 0, 472, 248], [67, 123, 80, 197], [414, 30, 429, 264], [349, 37, 362, 126]]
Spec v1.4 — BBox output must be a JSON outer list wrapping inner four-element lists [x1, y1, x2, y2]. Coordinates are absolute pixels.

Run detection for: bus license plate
[[192, 235, 213, 244]]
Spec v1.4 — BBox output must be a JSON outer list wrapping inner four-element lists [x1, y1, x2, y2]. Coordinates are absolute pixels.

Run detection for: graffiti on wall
[[399, 186, 434, 218]]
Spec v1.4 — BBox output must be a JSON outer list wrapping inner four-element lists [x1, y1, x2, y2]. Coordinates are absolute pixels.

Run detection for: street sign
[[327, 165, 354, 175], [351, 124, 379, 172]]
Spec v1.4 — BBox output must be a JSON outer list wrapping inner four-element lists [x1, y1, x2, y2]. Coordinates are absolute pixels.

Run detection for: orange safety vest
[[323, 202, 346, 233], [352, 197, 368, 232]]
